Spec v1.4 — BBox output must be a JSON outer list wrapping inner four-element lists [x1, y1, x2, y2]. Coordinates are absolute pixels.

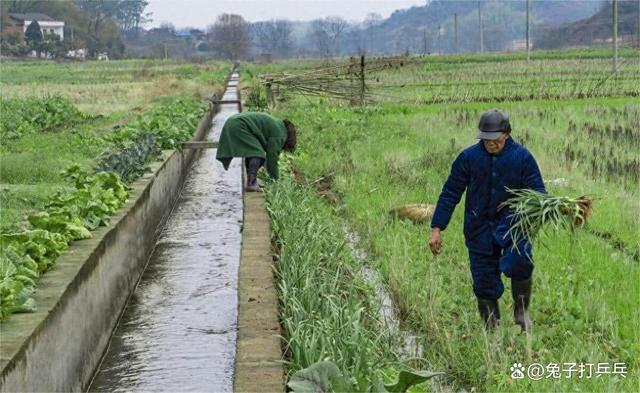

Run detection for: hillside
[[535, 0, 639, 49], [365, 0, 603, 54]]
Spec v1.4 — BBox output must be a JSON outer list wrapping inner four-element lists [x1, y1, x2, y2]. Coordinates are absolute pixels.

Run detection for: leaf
[[288, 361, 355, 393], [67, 219, 92, 240], [10, 295, 36, 314], [383, 370, 444, 393]]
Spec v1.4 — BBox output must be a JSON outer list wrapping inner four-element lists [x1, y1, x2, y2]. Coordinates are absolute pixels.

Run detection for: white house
[[510, 39, 528, 52], [8, 13, 65, 40]]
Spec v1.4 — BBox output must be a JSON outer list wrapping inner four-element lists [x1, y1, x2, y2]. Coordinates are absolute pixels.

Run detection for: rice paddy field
[[243, 49, 640, 392]]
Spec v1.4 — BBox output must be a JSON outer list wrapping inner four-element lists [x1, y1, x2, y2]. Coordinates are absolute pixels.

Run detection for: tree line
[[0, 0, 150, 58], [2, 0, 630, 60], [205, 13, 381, 60]]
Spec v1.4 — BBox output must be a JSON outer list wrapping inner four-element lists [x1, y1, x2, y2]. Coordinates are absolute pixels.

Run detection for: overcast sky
[[146, 0, 426, 29]]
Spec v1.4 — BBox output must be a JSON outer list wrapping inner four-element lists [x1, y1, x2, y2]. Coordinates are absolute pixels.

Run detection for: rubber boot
[[512, 278, 532, 332], [477, 298, 500, 329], [245, 157, 263, 192]]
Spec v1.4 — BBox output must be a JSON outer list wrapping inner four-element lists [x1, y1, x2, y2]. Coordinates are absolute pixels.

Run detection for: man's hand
[[429, 227, 442, 256]]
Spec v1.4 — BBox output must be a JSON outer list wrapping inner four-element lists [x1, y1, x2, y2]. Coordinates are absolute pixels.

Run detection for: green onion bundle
[[500, 188, 593, 246]]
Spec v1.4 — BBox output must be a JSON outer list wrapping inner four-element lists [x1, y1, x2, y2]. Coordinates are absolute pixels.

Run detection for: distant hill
[[252, 0, 610, 58], [535, 0, 639, 49], [366, 0, 604, 54]]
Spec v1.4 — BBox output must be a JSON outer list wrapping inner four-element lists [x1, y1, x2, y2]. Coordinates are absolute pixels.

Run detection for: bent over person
[[429, 110, 545, 332], [216, 112, 297, 192]]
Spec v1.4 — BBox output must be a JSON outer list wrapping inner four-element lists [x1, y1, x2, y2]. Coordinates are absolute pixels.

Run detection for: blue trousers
[[468, 240, 534, 300]]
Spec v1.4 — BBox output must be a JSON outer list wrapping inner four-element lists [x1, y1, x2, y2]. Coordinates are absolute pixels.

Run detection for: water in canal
[[89, 75, 242, 392]]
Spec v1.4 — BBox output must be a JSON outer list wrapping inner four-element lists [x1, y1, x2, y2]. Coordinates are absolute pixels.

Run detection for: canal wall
[[233, 71, 285, 392]]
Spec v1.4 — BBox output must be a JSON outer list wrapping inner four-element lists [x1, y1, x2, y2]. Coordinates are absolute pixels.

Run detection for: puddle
[[88, 77, 242, 392]]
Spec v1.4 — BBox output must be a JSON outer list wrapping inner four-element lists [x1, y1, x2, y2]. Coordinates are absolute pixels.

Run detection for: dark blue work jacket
[[431, 137, 546, 255]]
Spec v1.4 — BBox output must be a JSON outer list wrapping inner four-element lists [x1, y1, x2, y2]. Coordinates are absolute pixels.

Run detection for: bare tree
[[363, 12, 383, 53], [253, 19, 294, 57], [116, 0, 152, 37], [310, 16, 348, 57], [310, 19, 331, 56], [395, 26, 419, 54], [208, 13, 250, 60]]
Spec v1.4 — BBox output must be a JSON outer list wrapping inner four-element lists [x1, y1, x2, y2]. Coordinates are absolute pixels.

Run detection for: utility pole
[[637, 0, 640, 49], [526, 0, 531, 62], [478, 1, 484, 53], [370, 33, 374, 55], [164, 43, 168, 60], [437, 24, 442, 54], [423, 29, 427, 55], [359, 55, 366, 105], [454, 13, 459, 54], [612, 0, 618, 73]]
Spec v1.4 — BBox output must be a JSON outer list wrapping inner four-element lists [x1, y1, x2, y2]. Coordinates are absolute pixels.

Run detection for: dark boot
[[477, 298, 500, 329], [245, 157, 263, 192], [512, 278, 532, 332]]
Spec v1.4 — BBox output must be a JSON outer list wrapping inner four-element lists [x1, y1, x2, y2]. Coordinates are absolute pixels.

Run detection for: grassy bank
[[282, 100, 637, 392], [265, 170, 448, 391]]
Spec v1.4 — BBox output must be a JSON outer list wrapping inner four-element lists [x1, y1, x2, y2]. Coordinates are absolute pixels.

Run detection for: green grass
[[0, 126, 104, 232], [242, 48, 640, 106], [245, 49, 640, 392], [0, 59, 229, 114]]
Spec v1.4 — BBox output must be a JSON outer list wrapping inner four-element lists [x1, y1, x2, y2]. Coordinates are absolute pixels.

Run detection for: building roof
[[9, 13, 55, 22]]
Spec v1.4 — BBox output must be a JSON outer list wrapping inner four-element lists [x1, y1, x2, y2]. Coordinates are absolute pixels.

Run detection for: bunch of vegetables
[[0, 165, 128, 320], [500, 188, 593, 247], [0, 95, 88, 142]]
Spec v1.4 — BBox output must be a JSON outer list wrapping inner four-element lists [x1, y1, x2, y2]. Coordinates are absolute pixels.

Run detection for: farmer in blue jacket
[[429, 110, 545, 332]]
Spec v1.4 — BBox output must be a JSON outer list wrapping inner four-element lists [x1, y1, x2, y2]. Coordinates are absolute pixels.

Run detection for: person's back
[[216, 112, 296, 191], [226, 112, 285, 139]]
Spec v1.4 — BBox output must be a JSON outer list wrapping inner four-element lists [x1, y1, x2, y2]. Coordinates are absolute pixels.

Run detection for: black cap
[[477, 110, 510, 140]]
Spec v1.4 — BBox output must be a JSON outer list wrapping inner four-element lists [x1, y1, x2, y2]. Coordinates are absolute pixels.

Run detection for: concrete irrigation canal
[[0, 72, 283, 392], [89, 75, 244, 391]]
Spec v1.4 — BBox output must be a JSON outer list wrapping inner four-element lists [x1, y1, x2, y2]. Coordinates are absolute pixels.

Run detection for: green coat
[[216, 112, 287, 179]]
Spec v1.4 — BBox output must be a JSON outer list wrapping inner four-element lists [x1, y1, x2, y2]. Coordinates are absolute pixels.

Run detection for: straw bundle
[[389, 204, 435, 224]]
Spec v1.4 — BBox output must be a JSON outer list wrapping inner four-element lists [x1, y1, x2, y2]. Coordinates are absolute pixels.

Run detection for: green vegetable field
[[0, 59, 228, 320], [244, 49, 639, 392]]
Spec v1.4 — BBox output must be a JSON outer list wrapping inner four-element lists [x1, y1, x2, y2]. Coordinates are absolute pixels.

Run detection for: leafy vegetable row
[[0, 166, 128, 320], [0, 96, 209, 320], [0, 95, 88, 142], [103, 97, 207, 150], [96, 97, 207, 181]]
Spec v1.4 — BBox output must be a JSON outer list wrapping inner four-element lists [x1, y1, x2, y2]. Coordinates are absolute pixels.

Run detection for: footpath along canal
[[88, 73, 280, 392]]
